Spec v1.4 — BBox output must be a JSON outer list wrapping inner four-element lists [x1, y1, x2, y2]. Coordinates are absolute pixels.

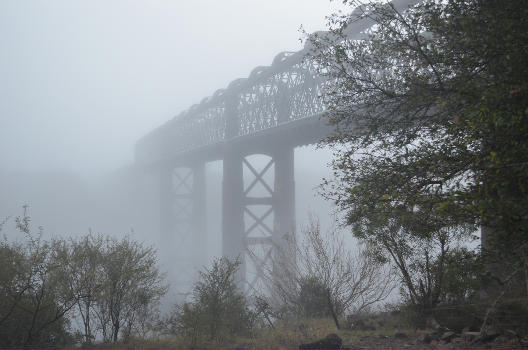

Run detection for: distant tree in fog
[[92, 236, 167, 343], [0, 206, 168, 347], [165, 257, 255, 347], [54, 233, 105, 344], [0, 207, 76, 348], [258, 216, 394, 329]]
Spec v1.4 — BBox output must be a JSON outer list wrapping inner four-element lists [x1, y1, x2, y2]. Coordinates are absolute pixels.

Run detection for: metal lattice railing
[[135, 0, 421, 165]]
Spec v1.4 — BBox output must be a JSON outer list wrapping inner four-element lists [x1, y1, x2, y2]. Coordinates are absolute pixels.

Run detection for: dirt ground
[[339, 332, 527, 350]]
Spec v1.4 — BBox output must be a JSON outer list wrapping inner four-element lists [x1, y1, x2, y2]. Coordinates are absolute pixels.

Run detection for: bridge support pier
[[160, 162, 207, 287], [191, 162, 206, 269], [273, 147, 296, 247], [222, 145, 295, 289], [222, 149, 246, 281]]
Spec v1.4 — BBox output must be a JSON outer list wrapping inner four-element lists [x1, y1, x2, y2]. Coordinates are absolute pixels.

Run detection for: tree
[[173, 257, 254, 346], [94, 236, 167, 343], [260, 216, 394, 329], [0, 207, 75, 348], [311, 0, 528, 315], [54, 233, 105, 345], [0, 207, 168, 346]]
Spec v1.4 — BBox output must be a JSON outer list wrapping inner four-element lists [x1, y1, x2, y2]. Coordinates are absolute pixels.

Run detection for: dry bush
[[254, 215, 395, 329]]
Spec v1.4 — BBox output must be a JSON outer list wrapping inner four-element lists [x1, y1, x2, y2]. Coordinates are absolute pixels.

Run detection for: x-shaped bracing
[[243, 158, 274, 196], [172, 169, 193, 194], [244, 206, 273, 237], [246, 244, 273, 292]]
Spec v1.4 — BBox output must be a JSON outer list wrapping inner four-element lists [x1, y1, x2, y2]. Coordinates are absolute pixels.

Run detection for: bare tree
[[256, 215, 395, 329]]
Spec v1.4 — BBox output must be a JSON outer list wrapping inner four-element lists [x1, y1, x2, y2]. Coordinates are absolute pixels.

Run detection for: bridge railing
[[135, 0, 421, 166]]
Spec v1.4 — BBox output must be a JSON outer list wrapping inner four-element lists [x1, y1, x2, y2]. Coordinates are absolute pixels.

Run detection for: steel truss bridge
[[135, 0, 418, 289]]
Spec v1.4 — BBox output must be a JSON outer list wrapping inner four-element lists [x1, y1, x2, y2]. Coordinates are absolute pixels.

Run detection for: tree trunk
[[326, 289, 341, 330]]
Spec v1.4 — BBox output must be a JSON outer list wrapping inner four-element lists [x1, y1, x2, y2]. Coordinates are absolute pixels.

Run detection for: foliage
[[0, 207, 75, 348], [298, 276, 338, 318], [170, 257, 255, 346], [439, 247, 483, 303], [311, 0, 528, 318], [95, 236, 167, 343], [0, 207, 167, 348]]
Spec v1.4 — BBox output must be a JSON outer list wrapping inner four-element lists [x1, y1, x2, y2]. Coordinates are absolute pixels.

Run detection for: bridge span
[[135, 0, 419, 288]]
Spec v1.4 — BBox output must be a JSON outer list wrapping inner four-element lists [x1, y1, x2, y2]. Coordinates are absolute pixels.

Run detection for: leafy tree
[[0, 207, 168, 347], [54, 233, 105, 345], [298, 276, 338, 318], [94, 236, 167, 343], [0, 207, 75, 348], [312, 0, 528, 315], [174, 257, 254, 345], [439, 247, 483, 303]]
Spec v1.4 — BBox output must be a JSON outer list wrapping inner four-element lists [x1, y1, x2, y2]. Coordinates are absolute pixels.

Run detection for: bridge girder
[[137, 0, 422, 289]]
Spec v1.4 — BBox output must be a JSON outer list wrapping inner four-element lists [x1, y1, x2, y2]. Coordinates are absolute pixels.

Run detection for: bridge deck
[[135, 0, 420, 168]]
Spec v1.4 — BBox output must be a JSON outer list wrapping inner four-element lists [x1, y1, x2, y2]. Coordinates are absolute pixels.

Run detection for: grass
[[60, 314, 528, 350]]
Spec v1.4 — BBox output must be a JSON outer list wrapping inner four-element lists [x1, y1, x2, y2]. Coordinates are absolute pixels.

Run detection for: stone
[[393, 332, 408, 339], [451, 337, 463, 344], [481, 326, 502, 342], [440, 331, 458, 343], [299, 333, 343, 350], [420, 333, 434, 344], [463, 331, 480, 342], [504, 329, 519, 340], [472, 326, 502, 344]]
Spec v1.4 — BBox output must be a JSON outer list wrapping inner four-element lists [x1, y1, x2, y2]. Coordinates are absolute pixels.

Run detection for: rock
[[472, 326, 502, 344], [480, 326, 502, 343], [520, 337, 528, 346], [493, 331, 520, 345], [394, 332, 408, 339], [504, 329, 519, 340], [463, 331, 480, 342], [440, 331, 458, 343], [451, 337, 463, 344], [299, 333, 343, 350], [420, 333, 433, 344]]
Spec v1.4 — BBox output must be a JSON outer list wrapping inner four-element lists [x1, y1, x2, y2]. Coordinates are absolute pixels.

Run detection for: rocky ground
[[299, 329, 528, 350]]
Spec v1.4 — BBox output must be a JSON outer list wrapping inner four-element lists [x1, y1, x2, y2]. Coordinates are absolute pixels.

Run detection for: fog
[[1, 0, 348, 294]]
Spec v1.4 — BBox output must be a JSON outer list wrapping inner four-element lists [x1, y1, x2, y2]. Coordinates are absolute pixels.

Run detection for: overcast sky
[[0, 0, 347, 179]]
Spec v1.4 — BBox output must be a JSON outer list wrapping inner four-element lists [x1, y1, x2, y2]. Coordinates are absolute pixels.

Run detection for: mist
[[1, 0, 347, 295]]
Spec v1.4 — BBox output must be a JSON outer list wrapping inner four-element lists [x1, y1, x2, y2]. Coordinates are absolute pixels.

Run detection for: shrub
[[171, 257, 255, 346], [0, 207, 168, 347], [298, 276, 340, 318]]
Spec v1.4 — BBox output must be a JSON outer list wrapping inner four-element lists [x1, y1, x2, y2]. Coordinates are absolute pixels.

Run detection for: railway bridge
[[134, 0, 418, 288]]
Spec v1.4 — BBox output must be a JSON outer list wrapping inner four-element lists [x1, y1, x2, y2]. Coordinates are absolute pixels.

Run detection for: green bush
[[0, 210, 74, 348], [0, 207, 167, 347], [171, 257, 255, 346], [298, 276, 341, 318]]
